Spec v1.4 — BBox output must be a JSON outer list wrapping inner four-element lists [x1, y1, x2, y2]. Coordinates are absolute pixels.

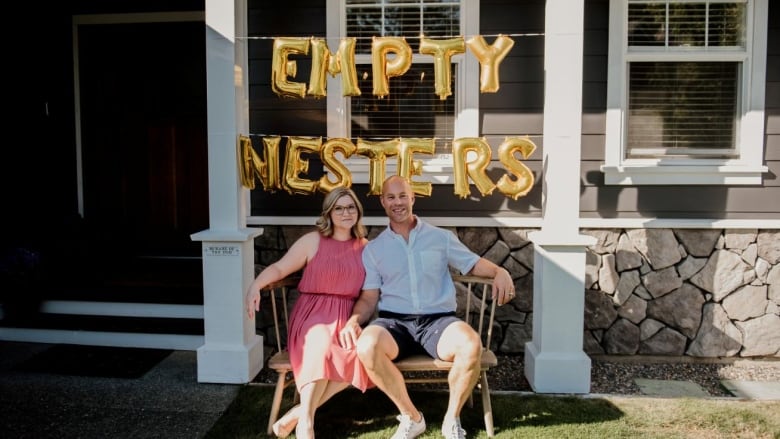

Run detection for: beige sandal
[[272, 407, 299, 438]]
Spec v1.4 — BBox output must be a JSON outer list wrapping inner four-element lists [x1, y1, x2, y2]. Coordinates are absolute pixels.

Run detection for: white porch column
[[190, 0, 264, 383], [524, 0, 596, 394]]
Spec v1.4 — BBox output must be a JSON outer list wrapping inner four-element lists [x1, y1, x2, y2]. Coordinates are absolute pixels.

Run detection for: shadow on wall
[[584, 169, 736, 220]]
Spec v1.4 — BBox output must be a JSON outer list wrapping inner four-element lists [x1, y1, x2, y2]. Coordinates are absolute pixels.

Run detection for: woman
[[245, 187, 371, 438]]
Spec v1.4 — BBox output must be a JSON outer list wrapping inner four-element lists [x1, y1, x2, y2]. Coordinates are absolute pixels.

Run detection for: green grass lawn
[[206, 385, 780, 439]]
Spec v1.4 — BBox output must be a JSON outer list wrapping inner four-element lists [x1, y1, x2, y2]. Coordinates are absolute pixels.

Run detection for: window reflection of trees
[[347, 2, 459, 52], [628, 2, 744, 48]]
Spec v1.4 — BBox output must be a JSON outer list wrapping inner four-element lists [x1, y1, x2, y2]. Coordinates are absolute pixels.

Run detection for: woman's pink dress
[[287, 236, 372, 392]]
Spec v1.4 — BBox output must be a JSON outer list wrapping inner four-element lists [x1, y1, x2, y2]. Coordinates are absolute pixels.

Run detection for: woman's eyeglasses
[[333, 205, 357, 215]]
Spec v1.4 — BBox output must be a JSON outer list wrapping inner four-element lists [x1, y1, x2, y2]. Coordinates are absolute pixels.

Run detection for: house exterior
[[1, 0, 777, 391]]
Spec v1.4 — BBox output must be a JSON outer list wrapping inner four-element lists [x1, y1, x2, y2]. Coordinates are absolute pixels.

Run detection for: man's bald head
[[382, 175, 413, 196]]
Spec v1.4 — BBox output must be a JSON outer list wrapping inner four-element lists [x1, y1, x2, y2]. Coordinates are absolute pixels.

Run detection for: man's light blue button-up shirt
[[362, 217, 480, 314]]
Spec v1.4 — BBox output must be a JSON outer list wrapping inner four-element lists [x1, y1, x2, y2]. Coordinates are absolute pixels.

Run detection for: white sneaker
[[390, 412, 426, 439], [441, 418, 466, 439]]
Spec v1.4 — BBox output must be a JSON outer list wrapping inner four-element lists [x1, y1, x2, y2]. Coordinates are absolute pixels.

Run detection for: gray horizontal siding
[[247, 0, 324, 35], [580, 185, 780, 215], [247, 0, 327, 151], [767, 136, 780, 160]]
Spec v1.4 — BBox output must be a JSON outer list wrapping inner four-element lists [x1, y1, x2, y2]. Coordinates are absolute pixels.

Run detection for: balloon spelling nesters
[[239, 135, 535, 200]]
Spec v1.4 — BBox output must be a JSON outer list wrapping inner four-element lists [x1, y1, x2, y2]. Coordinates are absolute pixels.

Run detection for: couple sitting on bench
[[245, 176, 515, 439]]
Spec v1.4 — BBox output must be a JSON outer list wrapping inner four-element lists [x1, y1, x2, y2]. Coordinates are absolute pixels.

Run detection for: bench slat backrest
[[263, 274, 496, 355]]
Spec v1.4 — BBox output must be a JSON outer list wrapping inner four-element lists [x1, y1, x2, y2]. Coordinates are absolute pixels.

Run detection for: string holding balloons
[[271, 35, 514, 99]]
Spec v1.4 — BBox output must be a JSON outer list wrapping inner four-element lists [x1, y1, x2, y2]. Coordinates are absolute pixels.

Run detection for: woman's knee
[[304, 326, 332, 349]]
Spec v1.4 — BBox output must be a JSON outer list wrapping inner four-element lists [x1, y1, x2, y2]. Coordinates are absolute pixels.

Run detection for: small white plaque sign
[[204, 245, 240, 256]]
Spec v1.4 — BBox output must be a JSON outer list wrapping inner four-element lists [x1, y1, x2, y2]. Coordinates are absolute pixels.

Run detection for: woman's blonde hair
[[315, 187, 367, 238]]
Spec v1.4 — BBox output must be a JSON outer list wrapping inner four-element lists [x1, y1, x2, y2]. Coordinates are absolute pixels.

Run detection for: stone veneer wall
[[253, 226, 780, 358]]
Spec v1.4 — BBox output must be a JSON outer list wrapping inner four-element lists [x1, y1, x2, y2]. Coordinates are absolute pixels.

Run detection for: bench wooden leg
[[480, 371, 495, 437], [267, 371, 289, 436]]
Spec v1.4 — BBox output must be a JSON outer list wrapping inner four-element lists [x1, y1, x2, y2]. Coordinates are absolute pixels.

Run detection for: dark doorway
[[69, 18, 208, 303], [78, 20, 208, 258]]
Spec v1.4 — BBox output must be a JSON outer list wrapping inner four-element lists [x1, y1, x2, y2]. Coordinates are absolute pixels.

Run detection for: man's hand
[[470, 259, 516, 306], [339, 317, 363, 350], [493, 267, 515, 306]]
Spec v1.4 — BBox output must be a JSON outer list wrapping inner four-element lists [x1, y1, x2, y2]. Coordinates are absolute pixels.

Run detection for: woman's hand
[[246, 289, 261, 319]]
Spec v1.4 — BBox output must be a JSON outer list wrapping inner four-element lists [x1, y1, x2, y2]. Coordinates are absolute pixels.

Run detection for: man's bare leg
[[356, 325, 422, 422], [437, 321, 482, 429]]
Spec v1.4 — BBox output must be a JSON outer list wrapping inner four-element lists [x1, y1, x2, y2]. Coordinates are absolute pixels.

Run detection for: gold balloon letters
[[271, 35, 513, 99], [283, 137, 320, 194], [465, 35, 515, 93], [239, 135, 281, 191], [419, 37, 466, 100], [308, 38, 361, 98], [356, 139, 400, 195], [397, 138, 435, 196], [271, 38, 310, 98], [452, 138, 496, 198], [371, 37, 413, 98], [319, 138, 356, 192], [496, 137, 536, 200], [239, 135, 535, 199]]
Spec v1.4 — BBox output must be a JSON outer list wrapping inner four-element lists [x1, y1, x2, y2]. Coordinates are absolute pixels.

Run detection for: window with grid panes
[[603, 0, 768, 185], [347, 1, 459, 153], [328, 0, 478, 184]]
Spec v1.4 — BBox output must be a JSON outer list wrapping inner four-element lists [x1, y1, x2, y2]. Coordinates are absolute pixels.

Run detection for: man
[[339, 175, 515, 439]]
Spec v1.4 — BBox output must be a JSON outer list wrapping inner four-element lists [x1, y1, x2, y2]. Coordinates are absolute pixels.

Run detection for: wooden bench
[[260, 274, 499, 437]]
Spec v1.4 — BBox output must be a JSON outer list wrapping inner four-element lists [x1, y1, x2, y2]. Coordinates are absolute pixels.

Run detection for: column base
[[524, 341, 591, 394], [197, 334, 264, 383]]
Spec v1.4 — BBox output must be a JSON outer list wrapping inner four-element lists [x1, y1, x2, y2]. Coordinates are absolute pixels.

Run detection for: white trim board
[[248, 216, 780, 230], [0, 328, 203, 351], [41, 301, 203, 319]]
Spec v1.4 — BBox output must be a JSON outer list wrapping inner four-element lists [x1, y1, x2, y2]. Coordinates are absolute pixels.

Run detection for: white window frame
[[327, 0, 479, 184], [602, 0, 769, 185]]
